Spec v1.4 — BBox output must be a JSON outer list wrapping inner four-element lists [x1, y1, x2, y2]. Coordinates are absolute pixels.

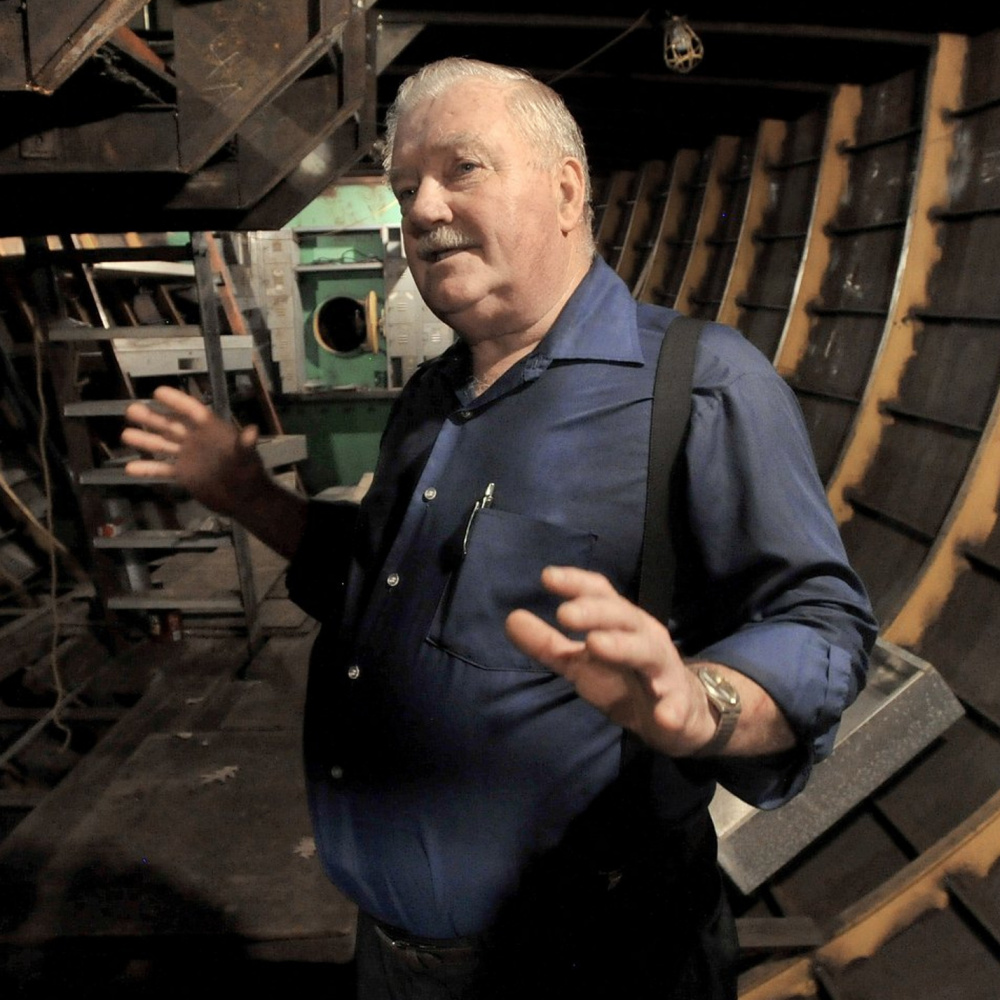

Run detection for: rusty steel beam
[[107, 25, 173, 83], [173, 0, 354, 173], [24, 0, 148, 94], [235, 10, 376, 229], [166, 5, 373, 219], [0, 5, 26, 91], [0, 105, 179, 173], [237, 108, 373, 229]]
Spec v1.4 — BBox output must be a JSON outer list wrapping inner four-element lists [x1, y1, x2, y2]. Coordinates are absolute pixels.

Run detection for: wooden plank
[[774, 83, 863, 379], [203, 233, 284, 436], [717, 119, 788, 330], [614, 161, 669, 289], [736, 917, 825, 953], [593, 170, 636, 266], [634, 148, 703, 304], [826, 35, 968, 526], [740, 785, 1000, 997], [830, 904, 1000, 1000], [674, 135, 741, 317]]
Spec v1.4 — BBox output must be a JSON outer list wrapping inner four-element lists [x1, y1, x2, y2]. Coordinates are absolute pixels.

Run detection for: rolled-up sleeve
[[675, 341, 877, 808]]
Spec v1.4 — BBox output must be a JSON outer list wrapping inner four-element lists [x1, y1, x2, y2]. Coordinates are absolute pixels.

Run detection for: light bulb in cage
[[663, 15, 703, 74]]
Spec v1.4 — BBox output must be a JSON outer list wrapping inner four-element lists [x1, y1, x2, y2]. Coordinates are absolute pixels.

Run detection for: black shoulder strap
[[637, 314, 704, 626]]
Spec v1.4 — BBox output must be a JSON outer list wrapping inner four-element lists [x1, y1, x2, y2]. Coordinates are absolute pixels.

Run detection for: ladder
[[31, 232, 305, 650]]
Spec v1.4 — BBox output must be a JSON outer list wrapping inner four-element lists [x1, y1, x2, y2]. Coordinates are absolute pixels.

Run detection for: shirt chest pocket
[[428, 507, 597, 672]]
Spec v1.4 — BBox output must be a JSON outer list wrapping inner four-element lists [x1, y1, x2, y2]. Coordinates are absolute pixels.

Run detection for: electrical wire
[[31, 300, 72, 749], [546, 10, 652, 86]]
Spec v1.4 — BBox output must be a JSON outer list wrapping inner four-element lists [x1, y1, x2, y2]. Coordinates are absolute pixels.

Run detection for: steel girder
[[0, 0, 149, 93], [0, 0, 379, 232]]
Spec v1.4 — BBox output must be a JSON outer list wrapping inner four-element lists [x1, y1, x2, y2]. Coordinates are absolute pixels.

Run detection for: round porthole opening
[[313, 296, 367, 355]]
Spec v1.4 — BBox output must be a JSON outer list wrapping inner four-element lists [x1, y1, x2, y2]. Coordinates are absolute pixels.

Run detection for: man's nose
[[406, 178, 452, 230]]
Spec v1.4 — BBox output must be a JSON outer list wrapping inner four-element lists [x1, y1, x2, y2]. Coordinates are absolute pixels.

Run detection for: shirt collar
[[533, 256, 644, 365], [436, 256, 645, 398]]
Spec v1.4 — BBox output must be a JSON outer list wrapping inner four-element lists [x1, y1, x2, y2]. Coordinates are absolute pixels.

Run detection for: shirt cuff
[[695, 623, 863, 808]]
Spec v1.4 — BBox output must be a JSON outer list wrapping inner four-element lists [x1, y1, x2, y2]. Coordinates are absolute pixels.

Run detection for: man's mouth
[[422, 246, 471, 263], [416, 230, 476, 263]]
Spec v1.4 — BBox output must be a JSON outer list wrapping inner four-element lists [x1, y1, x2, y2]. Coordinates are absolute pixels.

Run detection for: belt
[[370, 918, 482, 972]]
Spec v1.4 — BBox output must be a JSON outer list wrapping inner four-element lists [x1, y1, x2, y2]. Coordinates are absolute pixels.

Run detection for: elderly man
[[124, 58, 875, 1000]]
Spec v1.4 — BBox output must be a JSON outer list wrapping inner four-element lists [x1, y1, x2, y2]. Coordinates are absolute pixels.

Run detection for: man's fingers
[[151, 384, 212, 421], [123, 458, 177, 479], [539, 565, 619, 600], [555, 592, 646, 634], [121, 426, 179, 456], [505, 609, 584, 669], [123, 402, 189, 441], [238, 424, 260, 449]]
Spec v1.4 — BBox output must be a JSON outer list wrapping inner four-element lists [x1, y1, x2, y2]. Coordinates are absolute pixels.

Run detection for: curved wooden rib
[[675, 135, 742, 317], [825, 35, 968, 526], [739, 787, 1000, 999], [774, 85, 863, 375], [884, 41, 1000, 646], [616, 160, 670, 291], [717, 120, 788, 331], [593, 170, 636, 268], [635, 148, 703, 306]]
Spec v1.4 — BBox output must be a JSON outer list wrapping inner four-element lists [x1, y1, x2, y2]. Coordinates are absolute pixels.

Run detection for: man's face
[[388, 79, 584, 343]]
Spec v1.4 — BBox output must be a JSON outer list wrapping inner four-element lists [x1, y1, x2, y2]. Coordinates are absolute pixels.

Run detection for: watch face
[[699, 668, 739, 708]]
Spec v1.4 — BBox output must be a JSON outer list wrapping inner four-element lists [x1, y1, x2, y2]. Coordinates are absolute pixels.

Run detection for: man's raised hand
[[121, 385, 264, 516]]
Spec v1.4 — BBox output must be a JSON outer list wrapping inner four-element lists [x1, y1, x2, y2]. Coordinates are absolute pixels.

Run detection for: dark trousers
[[355, 809, 738, 1000]]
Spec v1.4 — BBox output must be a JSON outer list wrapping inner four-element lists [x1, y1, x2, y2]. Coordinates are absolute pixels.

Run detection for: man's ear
[[556, 157, 588, 234]]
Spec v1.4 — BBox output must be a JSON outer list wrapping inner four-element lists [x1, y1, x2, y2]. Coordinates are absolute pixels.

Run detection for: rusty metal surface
[[234, 14, 376, 230], [173, 0, 351, 173], [0, 105, 179, 172], [170, 7, 368, 214], [0, 5, 26, 91], [24, 0, 148, 93], [236, 112, 371, 229], [713, 640, 963, 894]]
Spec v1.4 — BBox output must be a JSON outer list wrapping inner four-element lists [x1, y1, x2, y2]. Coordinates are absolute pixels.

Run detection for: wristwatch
[[696, 667, 741, 755]]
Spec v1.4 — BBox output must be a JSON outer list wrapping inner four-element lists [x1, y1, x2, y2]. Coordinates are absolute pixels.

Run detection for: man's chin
[[414, 275, 486, 323]]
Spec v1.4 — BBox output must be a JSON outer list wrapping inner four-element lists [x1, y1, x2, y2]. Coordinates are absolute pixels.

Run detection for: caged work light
[[663, 14, 703, 73]]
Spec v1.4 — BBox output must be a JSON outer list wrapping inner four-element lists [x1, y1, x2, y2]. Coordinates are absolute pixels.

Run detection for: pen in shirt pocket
[[463, 482, 495, 554]]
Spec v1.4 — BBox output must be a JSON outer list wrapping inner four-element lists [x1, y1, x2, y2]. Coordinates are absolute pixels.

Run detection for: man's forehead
[[391, 128, 494, 167]]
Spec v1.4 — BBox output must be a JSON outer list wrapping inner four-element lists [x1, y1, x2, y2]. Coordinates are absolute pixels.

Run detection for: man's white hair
[[382, 57, 594, 232]]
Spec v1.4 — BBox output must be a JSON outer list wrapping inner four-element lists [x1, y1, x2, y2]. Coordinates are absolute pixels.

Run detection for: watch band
[[696, 666, 741, 755]]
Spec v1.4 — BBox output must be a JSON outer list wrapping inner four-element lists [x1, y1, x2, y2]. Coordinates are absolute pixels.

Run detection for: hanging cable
[[547, 10, 652, 86], [31, 290, 72, 749]]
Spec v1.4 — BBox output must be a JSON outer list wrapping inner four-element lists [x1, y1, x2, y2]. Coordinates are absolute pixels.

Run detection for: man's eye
[[456, 161, 479, 175]]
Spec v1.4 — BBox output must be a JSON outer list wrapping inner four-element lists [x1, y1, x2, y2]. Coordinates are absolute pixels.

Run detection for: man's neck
[[466, 252, 592, 391]]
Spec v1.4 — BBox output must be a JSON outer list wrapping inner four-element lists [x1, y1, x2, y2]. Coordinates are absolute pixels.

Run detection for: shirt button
[[330, 765, 344, 780], [386, 572, 400, 587], [423, 487, 437, 501], [347, 664, 360, 680], [458, 410, 472, 421]]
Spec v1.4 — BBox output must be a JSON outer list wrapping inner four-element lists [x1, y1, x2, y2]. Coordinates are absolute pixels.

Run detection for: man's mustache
[[416, 228, 477, 261]]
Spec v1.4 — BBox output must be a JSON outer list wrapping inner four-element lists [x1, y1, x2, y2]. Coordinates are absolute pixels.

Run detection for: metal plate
[[712, 639, 964, 894], [174, 0, 350, 173], [25, 0, 148, 93]]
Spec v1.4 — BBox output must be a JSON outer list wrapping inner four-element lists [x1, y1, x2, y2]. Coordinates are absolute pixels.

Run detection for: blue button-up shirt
[[289, 258, 876, 938]]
